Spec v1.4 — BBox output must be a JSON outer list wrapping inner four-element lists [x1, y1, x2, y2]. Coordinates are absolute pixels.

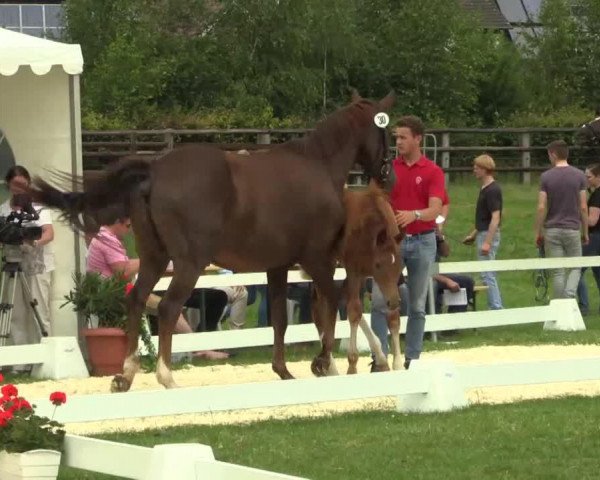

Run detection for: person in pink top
[[86, 215, 228, 360]]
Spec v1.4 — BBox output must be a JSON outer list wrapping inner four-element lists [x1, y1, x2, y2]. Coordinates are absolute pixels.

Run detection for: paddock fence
[[81, 127, 598, 185], [1, 256, 596, 377]]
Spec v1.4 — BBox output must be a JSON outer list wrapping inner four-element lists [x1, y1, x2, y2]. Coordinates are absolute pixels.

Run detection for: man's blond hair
[[474, 154, 496, 174]]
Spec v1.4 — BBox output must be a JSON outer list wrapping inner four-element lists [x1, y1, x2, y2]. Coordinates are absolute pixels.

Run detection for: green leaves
[[0, 410, 65, 453], [64, 0, 599, 129], [61, 272, 129, 330]]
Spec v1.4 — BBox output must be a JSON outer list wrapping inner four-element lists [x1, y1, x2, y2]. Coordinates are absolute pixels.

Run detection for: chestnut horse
[[30, 91, 395, 390], [339, 183, 404, 374]]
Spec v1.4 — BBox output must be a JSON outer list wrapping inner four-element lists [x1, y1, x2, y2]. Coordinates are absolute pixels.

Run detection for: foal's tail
[[29, 157, 152, 233]]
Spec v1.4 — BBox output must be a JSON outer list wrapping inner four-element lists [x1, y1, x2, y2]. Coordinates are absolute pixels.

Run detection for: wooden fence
[[81, 127, 597, 184]]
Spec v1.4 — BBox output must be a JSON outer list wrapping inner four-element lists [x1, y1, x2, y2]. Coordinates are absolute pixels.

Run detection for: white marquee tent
[[0, 27, 85, 336]]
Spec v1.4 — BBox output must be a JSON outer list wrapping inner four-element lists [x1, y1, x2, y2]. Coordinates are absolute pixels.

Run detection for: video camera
[[0, 194, 42, 246]]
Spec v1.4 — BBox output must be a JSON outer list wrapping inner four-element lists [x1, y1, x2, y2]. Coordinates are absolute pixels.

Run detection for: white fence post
[[396, 360, 467, 413], [543, 298, 586, 331], [146, 444, 215, 480], [31, 336, 89, 380]]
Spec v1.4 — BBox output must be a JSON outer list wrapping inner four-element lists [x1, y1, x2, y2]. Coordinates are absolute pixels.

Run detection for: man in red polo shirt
[[370, 115, 445, 370]]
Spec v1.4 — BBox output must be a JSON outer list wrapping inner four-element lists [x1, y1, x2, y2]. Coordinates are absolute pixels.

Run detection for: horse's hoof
[[110, 374, 131, 393], [272, 364, 295, 380], [372, 363, 390, 373], [347, 366, 358, 375], [311, 356, 330, 377]]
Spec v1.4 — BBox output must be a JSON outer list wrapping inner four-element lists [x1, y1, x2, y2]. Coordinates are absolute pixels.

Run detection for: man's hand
[[480, 241, 491, 255], [395, 210, 417, 228], [582, 233, 590, 246], [535, 235, 544, 248], [446, 279, 460, 292], [462, 234, 475, 245]]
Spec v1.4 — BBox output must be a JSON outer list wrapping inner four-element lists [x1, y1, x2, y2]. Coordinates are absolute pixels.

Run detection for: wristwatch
[[413, 210, 422, 220]]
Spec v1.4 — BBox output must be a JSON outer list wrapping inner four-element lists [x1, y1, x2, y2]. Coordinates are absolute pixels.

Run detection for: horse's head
[[341, 183, 403, 309], [349, 90, 396, 191]]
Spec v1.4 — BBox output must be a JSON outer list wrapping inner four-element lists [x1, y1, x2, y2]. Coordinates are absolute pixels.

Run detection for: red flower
[[10, 397, 32, 412], [0, 372, 3, 383], [49, 391, 67, 406], [125, 283, 134, 295], [0, 384, 18, 398], [0, 409, 13, 426]]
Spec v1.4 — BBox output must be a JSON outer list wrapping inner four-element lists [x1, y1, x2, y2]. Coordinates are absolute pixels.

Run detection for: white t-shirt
[[0, 200, 55, 272]]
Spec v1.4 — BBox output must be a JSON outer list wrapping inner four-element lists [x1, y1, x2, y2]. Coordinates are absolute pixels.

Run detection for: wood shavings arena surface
[[15, 344, 600, 435]]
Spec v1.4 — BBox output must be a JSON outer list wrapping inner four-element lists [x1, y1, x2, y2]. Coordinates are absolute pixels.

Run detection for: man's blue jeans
[[370, 231, 436, 360], [544, 228, 582, 299], [476, 231, 503, 310]]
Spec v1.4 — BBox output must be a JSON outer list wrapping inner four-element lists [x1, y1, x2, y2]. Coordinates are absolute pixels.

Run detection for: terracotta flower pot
[[81, 327, 128, 376], [0, 449, 61, 479]]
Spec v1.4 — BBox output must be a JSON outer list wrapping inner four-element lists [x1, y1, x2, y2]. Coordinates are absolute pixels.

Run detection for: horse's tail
[[29, 157, 152, 233]]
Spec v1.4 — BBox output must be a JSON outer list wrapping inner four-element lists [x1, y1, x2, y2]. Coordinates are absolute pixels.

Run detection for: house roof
[[459, 0, 511, 30]]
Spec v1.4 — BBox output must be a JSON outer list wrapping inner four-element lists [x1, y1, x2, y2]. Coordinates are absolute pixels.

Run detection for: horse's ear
[[379, 90, 396, 111], [350, 88, 362, 103]]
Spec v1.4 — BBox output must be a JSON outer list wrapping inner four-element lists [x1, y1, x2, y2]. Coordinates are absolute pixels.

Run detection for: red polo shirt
[[390, 155, 446, 235]]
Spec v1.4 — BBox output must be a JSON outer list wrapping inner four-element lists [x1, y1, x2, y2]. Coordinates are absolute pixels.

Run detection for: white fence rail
[[142, 298, 582, 355], [54, 355, 600, 478], [35, 356, 600, 425], [0, 337, 88, 379], [0, 256, 594, 377], [153, 256, 600, 291], [63, 435, 305, 480]]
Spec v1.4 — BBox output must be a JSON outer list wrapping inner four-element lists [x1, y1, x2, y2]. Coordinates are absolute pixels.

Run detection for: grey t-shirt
[[540, 165, 586, 230]]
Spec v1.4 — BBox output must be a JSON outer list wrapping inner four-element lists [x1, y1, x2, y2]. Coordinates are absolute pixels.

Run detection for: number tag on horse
[[374, 112, 390, 128]]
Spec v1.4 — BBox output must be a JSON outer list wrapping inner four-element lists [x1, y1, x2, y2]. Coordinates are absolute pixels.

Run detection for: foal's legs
[[387, 308, 403, 370], [268, 266, 294, 380], [111, 252, 168, 393], [345, 275, 363, 374], [357, 316, 389, 371], [346, 274, 389, 373]]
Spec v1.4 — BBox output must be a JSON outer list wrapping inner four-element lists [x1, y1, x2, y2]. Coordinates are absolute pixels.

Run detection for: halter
[[373, 112, 393, 186]]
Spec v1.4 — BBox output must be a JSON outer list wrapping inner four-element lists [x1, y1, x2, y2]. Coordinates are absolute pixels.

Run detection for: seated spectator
[[433, 231, 474, 315], [214, 285, 248, 330], [86, 212, 228, 360]]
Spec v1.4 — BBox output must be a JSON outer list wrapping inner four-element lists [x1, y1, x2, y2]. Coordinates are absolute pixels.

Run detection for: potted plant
[[0, 373, 67, 479], [62, 272, 131, 376]]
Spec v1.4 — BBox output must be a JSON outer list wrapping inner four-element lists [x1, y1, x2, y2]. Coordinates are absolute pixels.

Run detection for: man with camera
[[0, 166, 54, 371]]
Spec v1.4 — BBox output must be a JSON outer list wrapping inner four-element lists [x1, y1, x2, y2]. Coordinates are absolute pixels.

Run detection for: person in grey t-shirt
[[534, 140, 588, 300]]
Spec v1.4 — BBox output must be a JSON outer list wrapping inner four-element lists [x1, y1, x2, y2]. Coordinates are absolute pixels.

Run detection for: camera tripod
[[0, 259, 47, 348]]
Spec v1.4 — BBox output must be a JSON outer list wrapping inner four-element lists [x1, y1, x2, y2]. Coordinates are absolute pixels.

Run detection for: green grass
[[58, 395, 600, 480]]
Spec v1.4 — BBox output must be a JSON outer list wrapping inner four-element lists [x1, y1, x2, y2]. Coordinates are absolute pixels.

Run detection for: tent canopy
[[0, 27, 85, 337], [0, 27, 83, 76]]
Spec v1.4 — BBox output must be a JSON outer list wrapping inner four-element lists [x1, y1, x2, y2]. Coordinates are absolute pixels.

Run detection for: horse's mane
[[283, 100, 375, 159]]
